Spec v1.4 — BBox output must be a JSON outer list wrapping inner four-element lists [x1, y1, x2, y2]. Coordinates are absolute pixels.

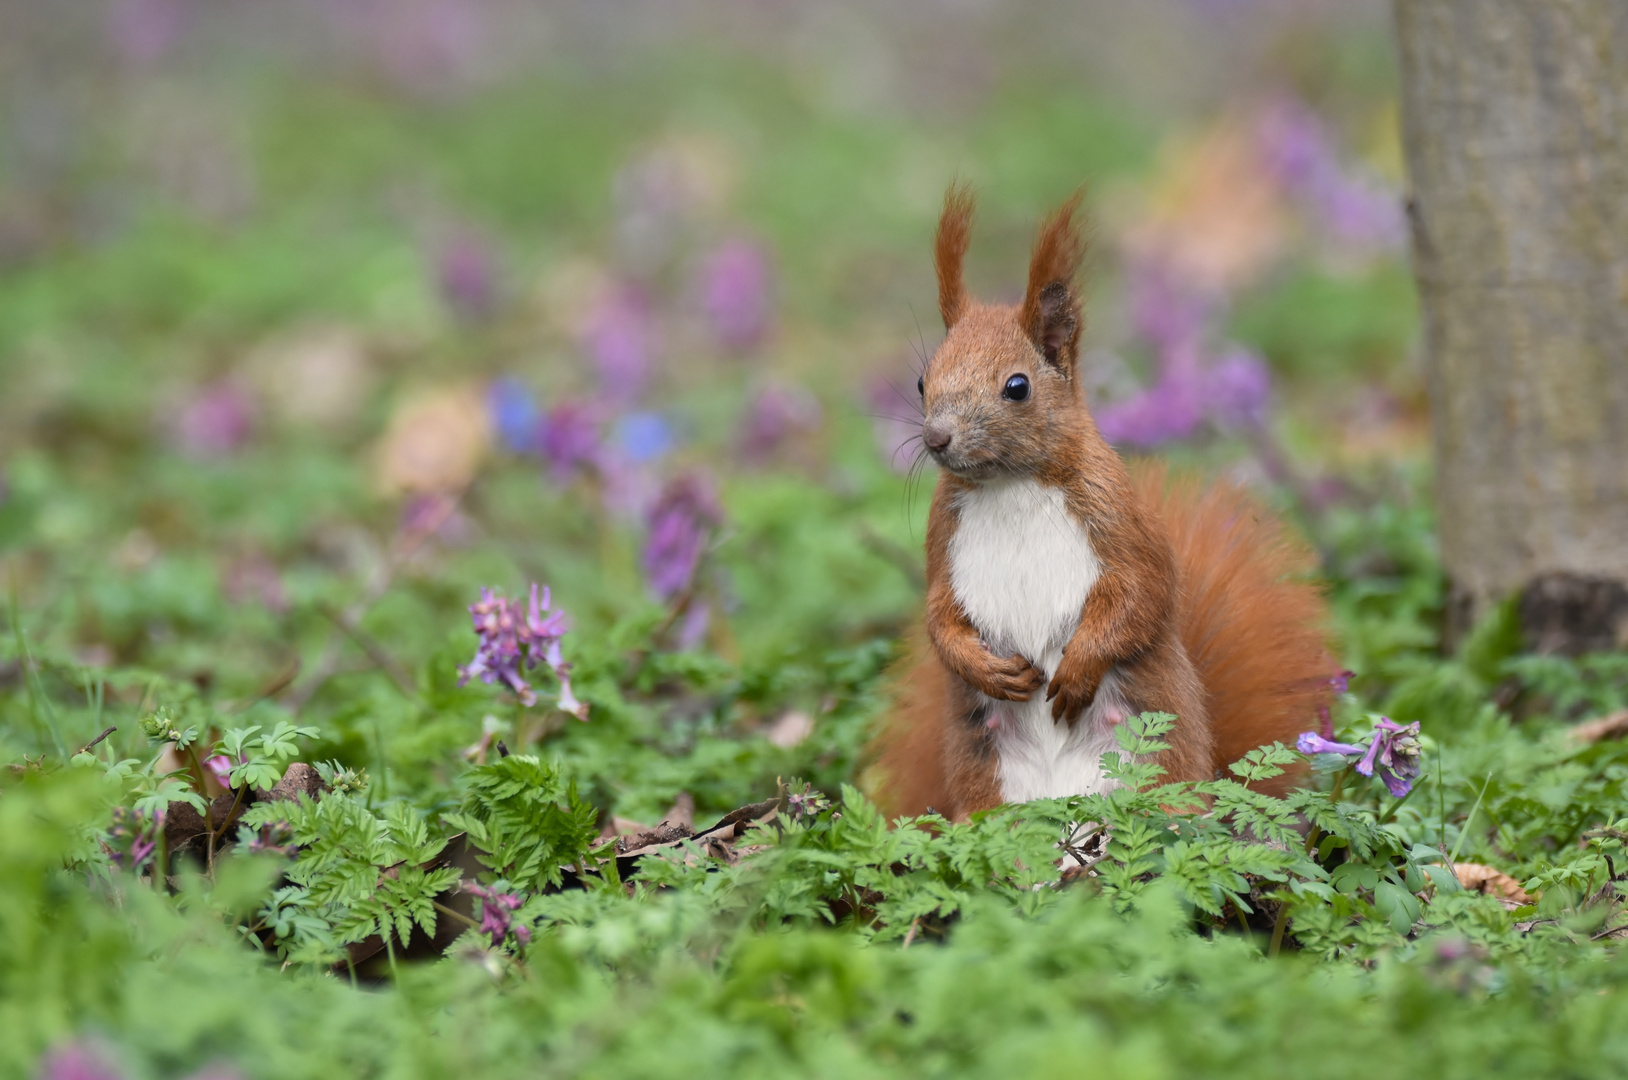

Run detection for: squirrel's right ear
[[935, 182, 975, 329]]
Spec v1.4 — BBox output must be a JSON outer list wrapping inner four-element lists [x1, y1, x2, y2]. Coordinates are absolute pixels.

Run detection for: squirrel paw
[[967, 652, 1045, 701], [1046, 666, 1103, 723]]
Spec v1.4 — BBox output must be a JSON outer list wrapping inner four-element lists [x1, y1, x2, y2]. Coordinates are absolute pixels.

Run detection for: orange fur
[[1132, 463, 1331, 796], [935, 182, 975, 329], [869, 469, 1332, 816]]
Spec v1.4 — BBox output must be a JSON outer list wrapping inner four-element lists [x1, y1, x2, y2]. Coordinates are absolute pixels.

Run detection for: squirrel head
[[918, 184, 1093, 482]]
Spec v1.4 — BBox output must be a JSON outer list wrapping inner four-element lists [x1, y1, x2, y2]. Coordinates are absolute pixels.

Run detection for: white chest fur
[[947, 478, 1126, 803]]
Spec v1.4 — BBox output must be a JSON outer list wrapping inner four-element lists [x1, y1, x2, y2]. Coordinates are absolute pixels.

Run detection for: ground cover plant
[[5, 4, 1628, 1078]]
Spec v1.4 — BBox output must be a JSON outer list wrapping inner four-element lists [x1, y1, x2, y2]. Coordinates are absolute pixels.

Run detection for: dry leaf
[[1454, 862, 1534, 905], [1570, 710, 1628, 745], [766, 710, 814, 748]]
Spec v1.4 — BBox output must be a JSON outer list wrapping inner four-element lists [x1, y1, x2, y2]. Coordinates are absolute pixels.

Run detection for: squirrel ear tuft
[[1020, 191, 1087, 372], [935, 181, 976, 329]]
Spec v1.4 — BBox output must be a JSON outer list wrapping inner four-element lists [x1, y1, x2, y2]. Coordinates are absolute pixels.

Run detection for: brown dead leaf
[[1454, 862, 1534, 905], [1570, 710, 1628, 745]]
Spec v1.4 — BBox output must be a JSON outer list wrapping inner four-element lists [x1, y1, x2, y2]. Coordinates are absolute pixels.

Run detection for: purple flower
[[642, 473, 722, 602], [40, 1042, 124, 1080], [1357, 717, 1423, 797], [675, 600, 711, 651], [1296, 732, 1367, 757], [487, 378, 542, 454], [581, 285, 654, 404], [1203, 346, 1273, 429], [458, 584, 588, 719], [701, 239, 773, 352], [538, 401, 602, 483], [1297, 716, 1422, 797], [1257, 96, 1405, 252], [1126, 258, 1213, 355], [436, 230, 497, 321], [463, 881, 528, 948], [741, 381, 822, 461], [1095, 271, 1276, 448], [175, 381, 256, 457], [1094, 353, 1208, 447], [613, 412, 674, 464]]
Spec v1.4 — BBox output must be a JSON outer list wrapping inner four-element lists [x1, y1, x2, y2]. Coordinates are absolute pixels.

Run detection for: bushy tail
[[865, 627, 954, 820], [1133, 462, 1335, 794]]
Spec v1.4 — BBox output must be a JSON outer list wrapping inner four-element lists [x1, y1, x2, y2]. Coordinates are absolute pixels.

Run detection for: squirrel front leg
[[1047, 552, 1175, 723], [926, 578, 1045, 700]]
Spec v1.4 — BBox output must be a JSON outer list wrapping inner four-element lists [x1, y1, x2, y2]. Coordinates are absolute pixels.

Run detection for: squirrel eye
[[1002, 374, 1031, 402], [917, 375, 925, 397]]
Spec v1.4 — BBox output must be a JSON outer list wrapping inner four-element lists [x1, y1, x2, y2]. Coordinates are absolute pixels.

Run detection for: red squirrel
[[872, 184, 1335, 820]]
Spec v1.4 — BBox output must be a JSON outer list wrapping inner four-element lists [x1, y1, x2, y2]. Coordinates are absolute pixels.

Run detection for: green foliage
[[444, 755, 600, 891]]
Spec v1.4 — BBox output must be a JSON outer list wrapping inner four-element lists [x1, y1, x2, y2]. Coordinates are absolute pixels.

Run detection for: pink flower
[[175, 381, 256, 457], [701, 240, 774, 352]]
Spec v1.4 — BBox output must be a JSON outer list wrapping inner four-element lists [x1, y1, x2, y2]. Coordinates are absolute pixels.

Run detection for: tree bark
[[1395, 0, 1628, 655]]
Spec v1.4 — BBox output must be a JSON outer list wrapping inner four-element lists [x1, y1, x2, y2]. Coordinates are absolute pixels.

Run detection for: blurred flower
[[539, 401, 602, 483], [108, 0, 187, 64], [1204, 346, 1273, 429], [1125, 116, 1288, 293], [205, 755, 235, 785], [865, 375, 922, 474], [458, 583, 587, 719], [740, 381, 822, 462], [1126, 258, 1212, 355], [675, 600, 711, 651], [175, 381, 256, 458], [397, 492, 473, 549], [1297, 716, 1422, 797], [40, 1041, 124, 1080], [1097, 256, 1275, 447], [613, 412, 674, 464], [435, 229, 498, 321], [247, 326, 374, 431], [701, 239, 774, 352], [612, 137, 735, 268], [487, 378, 542, 455], [105, 806, 163, 870], [581, 284, 654, 404], [642, 472, 722, 602], [785, 781, 831, 822], [374, 386, 489, 495], [1094, 357, 1206, 448], [221, 551, 289, 615], [463, 881, 530, 948], [1257, 96, 1405, 251]]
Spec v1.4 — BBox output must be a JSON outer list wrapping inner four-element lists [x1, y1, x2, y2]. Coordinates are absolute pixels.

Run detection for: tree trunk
[[1395, 0, 1628, 655]]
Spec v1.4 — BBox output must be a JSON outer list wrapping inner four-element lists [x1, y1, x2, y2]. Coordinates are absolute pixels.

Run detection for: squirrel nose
[[923, 421, 953, 453]]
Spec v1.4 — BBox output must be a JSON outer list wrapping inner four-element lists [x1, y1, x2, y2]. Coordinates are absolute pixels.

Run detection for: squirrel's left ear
[[1019, 192, 1087, 374]]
